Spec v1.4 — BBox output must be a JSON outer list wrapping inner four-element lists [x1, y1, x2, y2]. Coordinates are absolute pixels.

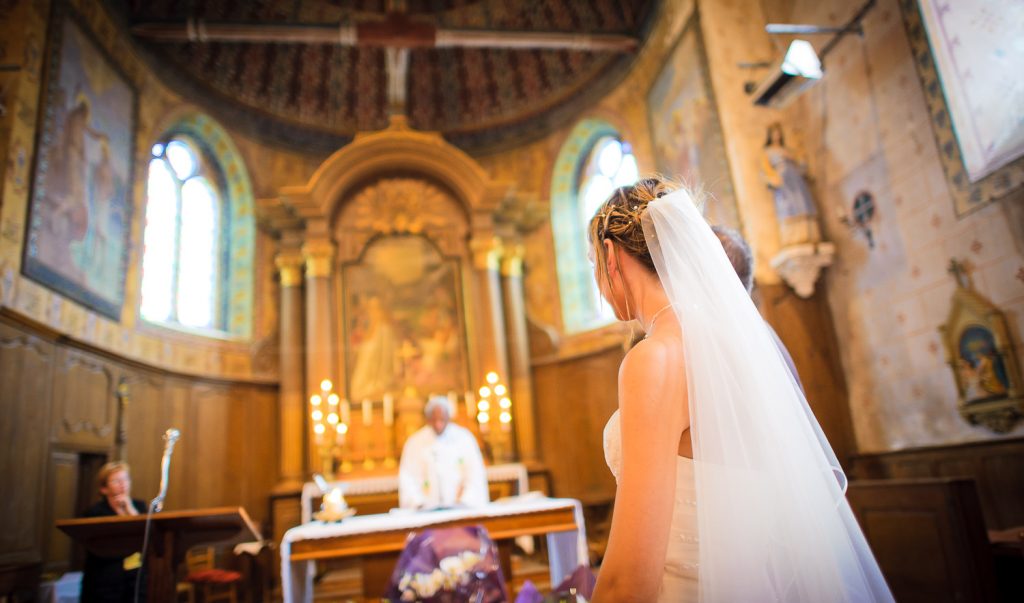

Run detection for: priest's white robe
[[398, 424, 489, 510]]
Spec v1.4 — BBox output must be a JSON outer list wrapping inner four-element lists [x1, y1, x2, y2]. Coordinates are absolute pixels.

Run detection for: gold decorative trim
[[470, 237, 503, 271], [302, 240, 335, 279], [500, 244, 525, 277], [275, 252, 305, 287], [939, 260, 1024, 433]]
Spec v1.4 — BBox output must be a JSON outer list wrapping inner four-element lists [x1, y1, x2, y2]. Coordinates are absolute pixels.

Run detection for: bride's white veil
[[641, 188, 893, 602]]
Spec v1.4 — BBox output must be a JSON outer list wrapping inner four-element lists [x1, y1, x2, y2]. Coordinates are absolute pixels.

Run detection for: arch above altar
[[265, 116, 538, 489]]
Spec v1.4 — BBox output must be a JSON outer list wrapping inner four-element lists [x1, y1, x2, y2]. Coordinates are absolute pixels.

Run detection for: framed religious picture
[[939, 260, 1024, 433], [900, 0, 1024, 216], [340, 234, 470, 405], [23, 1, 137, 320]]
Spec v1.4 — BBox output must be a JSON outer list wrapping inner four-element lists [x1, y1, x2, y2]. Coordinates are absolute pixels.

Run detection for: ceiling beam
[[130, 17, 639, 52]]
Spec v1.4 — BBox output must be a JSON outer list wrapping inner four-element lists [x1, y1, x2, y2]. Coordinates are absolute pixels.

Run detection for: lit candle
[[383, 393, 394, 426], [362, 399, 371, 426], [464, 391, 475, 420], [340, 399, 351, 425]]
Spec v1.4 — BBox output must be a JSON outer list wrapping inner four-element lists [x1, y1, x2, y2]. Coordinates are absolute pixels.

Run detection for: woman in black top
[[80, 462, 147, 602]]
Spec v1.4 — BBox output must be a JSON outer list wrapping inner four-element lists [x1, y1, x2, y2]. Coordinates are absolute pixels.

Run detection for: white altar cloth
[[281, 496, 588, 602]]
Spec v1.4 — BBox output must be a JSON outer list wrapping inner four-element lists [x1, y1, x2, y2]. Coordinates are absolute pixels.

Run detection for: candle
[[464, 391, 475, 419], [340, 399, 351, 425], [447, 391, 458, 418], [383, 393, 394, 426], [362, 399, 371, 426]]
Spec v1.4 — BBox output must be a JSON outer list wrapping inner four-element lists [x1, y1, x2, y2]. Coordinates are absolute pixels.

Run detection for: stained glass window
[[577, 137, 639, 325], [140, 136, 226, 331], [551, 123, 640, 333]]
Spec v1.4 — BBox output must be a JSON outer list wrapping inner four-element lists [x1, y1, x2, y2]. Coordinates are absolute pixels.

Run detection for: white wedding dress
[[593, 188, 893, 602], [603, 409, 699, 601]]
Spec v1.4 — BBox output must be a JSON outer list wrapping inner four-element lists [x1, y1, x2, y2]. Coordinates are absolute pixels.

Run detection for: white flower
[[398, 573, 412, 592], [400, 590, 416, 601], [439, 555, 466, 577]]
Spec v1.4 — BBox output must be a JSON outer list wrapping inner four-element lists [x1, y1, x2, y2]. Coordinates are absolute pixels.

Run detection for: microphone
[[151, 428, 181, 512]]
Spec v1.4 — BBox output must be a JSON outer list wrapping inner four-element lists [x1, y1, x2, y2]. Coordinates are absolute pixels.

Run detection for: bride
[[589, 178, 893, 602]]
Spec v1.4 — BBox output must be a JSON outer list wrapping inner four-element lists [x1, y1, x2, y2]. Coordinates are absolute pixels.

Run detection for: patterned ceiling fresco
[[112, 0, 658, 153]]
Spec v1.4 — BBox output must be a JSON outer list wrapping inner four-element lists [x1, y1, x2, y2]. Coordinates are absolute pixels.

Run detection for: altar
[[281, 497, 587, 602]]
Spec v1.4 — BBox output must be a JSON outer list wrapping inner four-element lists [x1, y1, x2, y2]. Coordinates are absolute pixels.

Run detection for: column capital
[[302, 239, 335, 279], [275, 251, 305, 288], [469, 236, 503, 271], [500, 243, 525, 277]]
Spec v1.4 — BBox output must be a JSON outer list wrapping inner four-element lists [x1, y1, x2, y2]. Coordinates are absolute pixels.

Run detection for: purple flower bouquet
[[385, 525, 508, 602]]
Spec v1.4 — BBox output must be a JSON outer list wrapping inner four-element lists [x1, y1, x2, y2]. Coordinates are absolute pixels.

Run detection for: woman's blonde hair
[[588, 177, 678, 313], [96, 461, 130, 492]]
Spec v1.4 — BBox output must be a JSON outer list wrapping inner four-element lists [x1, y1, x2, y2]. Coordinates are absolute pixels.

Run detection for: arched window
[[139, 115, 254, 337], [551, 120, 639, 333]]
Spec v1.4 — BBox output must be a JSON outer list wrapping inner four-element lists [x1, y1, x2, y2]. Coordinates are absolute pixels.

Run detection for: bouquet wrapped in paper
[[513, 565, 595, 603], [386, 525, 508, 603]]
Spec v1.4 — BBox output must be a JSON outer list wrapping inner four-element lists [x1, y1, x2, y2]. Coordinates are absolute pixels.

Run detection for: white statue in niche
[[761, 123, 821, 247], [762, 123, 835, 298]]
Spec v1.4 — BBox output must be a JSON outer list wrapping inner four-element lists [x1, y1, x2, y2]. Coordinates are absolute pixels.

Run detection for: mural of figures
[[343, 235, 467, 402], [762, 123, 821, 247], [646, 17, 739, 230], [24, 13, 135, 319]]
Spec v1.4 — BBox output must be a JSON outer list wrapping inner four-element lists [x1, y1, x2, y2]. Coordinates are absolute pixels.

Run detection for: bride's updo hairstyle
[[588, 177, 675, 290]]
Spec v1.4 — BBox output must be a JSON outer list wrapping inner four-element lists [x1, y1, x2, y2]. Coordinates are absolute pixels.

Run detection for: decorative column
[[469, 234, 510, 417], [274, 247, 306, 490], [302, 235, 336, 473], [500, 243, 539, 464]]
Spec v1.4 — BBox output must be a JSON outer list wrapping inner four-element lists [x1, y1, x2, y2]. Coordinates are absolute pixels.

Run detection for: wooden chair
[[182, 547, 241, 603], [847, 477, 999, 603]]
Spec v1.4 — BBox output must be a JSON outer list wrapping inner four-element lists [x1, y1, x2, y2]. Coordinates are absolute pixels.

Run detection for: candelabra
[[309, 379, 349, 478], [476, 371, 515, 462]]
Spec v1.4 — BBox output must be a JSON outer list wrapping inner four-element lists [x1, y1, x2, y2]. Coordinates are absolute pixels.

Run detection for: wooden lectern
[[57, 507, 260, 601]]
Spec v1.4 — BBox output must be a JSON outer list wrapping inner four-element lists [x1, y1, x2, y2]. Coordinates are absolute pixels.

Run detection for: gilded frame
[[939, 280, 1024, 433]]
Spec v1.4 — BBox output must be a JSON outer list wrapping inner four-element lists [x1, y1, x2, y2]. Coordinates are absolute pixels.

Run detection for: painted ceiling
[[113, 0, 659, 154]]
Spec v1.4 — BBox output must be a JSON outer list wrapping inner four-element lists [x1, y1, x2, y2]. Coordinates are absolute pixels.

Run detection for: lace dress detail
[[603, 410, 699, 602]]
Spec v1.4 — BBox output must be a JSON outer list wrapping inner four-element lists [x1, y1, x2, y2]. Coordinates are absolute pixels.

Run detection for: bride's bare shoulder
[[619, 336, 684, 384]]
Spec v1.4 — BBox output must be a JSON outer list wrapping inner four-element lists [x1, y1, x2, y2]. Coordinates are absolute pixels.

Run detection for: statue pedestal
[[770, 242, 835, 298]]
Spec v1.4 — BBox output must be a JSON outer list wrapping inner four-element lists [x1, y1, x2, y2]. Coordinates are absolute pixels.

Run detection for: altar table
[[281, 497, 587, 602]]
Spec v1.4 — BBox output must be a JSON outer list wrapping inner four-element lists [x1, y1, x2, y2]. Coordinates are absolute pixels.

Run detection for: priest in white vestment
[[398, 395, 489, 510]]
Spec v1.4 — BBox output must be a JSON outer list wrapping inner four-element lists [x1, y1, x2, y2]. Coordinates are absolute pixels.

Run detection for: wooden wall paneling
[[50, 347, 117, 450], [121, 368, 168, 506], [756, 283, 854, 464], [847, 478, 998, 603], [532, 345, 622, 504], [42, 452, 79, 573], [188, 384, 234, 510], [979, 453, 1024, 529], [851, 437, 1024, 529], [0, 322, 54, 566], [238, 384, 279, 527]]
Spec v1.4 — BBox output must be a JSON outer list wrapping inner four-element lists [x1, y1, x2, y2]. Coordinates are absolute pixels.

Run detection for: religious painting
[[341, 234, 468, 403], [957, 326, 1009, 403], [646, 12, 740, 230], [900, 0, 1024, 216], [23, 5, 136, 320], [939, 260, 1024, 433]]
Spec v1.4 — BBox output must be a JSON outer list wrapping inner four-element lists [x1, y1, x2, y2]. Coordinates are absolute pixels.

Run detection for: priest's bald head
[[425, 395, 454, 435]]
